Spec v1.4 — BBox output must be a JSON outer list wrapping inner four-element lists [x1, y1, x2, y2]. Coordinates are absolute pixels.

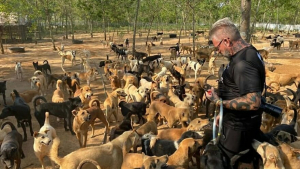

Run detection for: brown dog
[[180, 45, 192, 54], [122, 153, 168, 169], [104, 88, 127, 122], [147, 101, 191, 128], [50, 131, 140, 169], [75, 68, 98, 86], [167, 138, 202, 168], [74, 86, 93, 109], [108, 75, 121, 91], [10, 90, 39, 103], [277, 143, 300, 169], [72, 99, 110, 147], [157, 118, 209, 141]]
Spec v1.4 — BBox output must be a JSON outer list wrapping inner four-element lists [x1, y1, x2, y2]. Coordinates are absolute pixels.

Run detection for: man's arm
[[222, 92, 261, 111]]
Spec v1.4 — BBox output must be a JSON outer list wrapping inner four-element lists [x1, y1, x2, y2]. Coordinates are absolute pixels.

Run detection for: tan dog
[[122, 153, 168, 169], [288, 40, 299, 50], [73, 86, 93, 109], [123, 73, 138, 88], [140, 79, 159, 91], [72, 99, 110, 147], [277, 143, 300, 169], [77, 159, 101, 169], [108, 75, 121, 91], [49, 131, 140, 169], [157, 118, 209, 141], [167, 138, 202, 168], [258, 49, 270, 60], [208, 56, 216, 75], [147, 101, 191, 128], [33, 112, 57, 169], [158, 75, 170, 96], [104, 88, 127, 122], [252, 139, 284, 169], [180, 45, 192, 54], [0, 122, 12, 145], [265, 68, 300, 87], [150, 90, 168, 103], [10, 90, 39, 103], [52, 80, 64, 103], [125, 84, 148, 102], [75, 68, 98, 86], [31, 71, 47, 96], [170, 48, 177, 60]]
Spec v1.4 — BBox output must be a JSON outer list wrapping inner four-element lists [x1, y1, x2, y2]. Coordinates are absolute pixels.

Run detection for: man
[[206, 18, 265, 169]]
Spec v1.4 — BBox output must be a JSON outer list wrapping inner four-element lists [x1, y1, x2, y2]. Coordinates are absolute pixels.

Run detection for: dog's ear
[[33, 131, 39, 138], [291, 135, 298, 142], [44, 129, 50, 134], [182, 84, 186, 88], [182, 94, 187, 98], [273, 130, 280, 137], [72, 109, 78, 116]]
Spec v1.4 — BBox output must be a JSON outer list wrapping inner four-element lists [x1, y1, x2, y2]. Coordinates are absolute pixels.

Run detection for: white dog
[[33, 112, 57, 169], [152, 66, 168, 81], [31, 70, 47, 96], [15, 62, 23, 81], [125, 84, 148, 102], [187, 58, 206, 80]]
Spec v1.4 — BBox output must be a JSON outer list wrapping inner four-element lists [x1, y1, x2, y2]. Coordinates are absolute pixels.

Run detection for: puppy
[[15, 62, 23, 81], [75, 68, 98, 86], [73, 86, 93, 109], [208, 56, 216, 75], [0, 122, 25, 169], [1, 90, 33, 141], [33, 60, 51, 74], [72, 99, 110, 147], [33, 96, 82, 135], [147, 101, 190, 128], [33, 112, 57, 169], [104, 88, 127, 122], [10, 90, 39, 103], [0, 81, 7, 106]]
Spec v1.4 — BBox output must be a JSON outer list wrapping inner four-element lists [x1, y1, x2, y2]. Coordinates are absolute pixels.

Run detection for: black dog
[[62, 75, 80, 96], [142, 130, 202, 156], [0, 122, 25, 169], [134, 51, 148, 60], [157, 32, 163, 36], [119, 101, 147, 124], [168, 65, 184, 85], [172, 84, 186, 101], [0, 81, 7, 106], [33, 60, 51, 74], [152, 36, 158, 41], [33, 96, 82, 135], [0, 90, 33, 141], [142, 54, 161, 63], [99, 55, 113, 67], [109, 118, 133, 141], [137, 61, 154, 77]]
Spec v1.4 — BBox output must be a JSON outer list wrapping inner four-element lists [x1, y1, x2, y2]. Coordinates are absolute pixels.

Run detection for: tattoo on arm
[[223, 92, 261, 111]]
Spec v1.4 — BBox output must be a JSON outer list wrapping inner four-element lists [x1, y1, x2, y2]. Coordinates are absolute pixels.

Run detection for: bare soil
[[0, 31, 299, 169]]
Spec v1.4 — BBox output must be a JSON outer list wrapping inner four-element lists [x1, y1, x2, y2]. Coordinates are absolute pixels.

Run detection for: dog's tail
[[89, 99, 101, 108], [13, 89, 20, 98], [49, 137, 63, 166], [43, 60, 49, 65], [204, 74, 214, 84], [1, 121, 17, 131], [44, 112, 50, 125], [71, 79, 80, 90], [56, 80, 63, 90], [289, 108, 298, 127], [77, 159, 102, 169], [33, 96, 47, 112]]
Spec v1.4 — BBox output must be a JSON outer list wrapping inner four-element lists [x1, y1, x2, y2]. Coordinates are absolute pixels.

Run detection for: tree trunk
[[103, 16, 106, 40], [249, 0, 260, 38], [90, 19, 93, 38], [146, 16, 155, 43], [132, 0, 141, 54], [0, 26, 4, 54], [65, 7, 68, 39], [70, 17, 74, 40], [261, 19, 270, 39], [192, 8, 195, 58], [240, 0, 251, 43]]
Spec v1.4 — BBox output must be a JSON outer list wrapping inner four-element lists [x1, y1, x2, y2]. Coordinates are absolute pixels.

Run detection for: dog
[[50, 131, 140, 169], [33, 60, 51, 74], [122, 153, 168, 169], [0, 122, 25, 169], [187, 58, 206, 80], [168, 65, 184, 85], [157, 118, 209, 141], [73, 86, 93, 109], [119, 101, 147, 124], [172, 84, 186, 101], [180, 45, 192, 54], [277, 142, 300, 169], [140, 78, 159, 91], [125, 84, 148, 102], [104, 88, 127, 122], [147, 101, 190, 128], [62, 75, 81, 97], [10, 89, 39, 103], [58, 47, 76, 67], [75, 68, 98, 86], [142, 131, 202, 156], [15, 62, 23, 81], [72, 99, 110, 147], [152, 66, 168, 82], [208, 56, 216, 75], [0, 123, 12, 144], [109, 118, 133, 141], [33, 96, 82, 135], [77, 159, 101, 169], [0, 81, 7, 106], [52, 80, 64, 103], [31, 71, 47, 96], [1, 90, 33, 141], [201, 141, 227, 169], [158, 75, 170, 96], [168, 89, 195, 117], [166, 138, 203, 168], [33, 112, 57, 169]]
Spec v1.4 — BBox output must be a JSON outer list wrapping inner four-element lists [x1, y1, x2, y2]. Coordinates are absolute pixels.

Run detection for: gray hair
[[209, 17, 241, 41]]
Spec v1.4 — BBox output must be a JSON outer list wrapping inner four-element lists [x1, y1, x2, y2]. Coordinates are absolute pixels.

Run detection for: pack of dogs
[[1, 37, 300, 169]]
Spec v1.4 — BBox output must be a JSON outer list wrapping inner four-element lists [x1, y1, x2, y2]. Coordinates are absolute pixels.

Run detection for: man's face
[[212, 37, 232, 58]]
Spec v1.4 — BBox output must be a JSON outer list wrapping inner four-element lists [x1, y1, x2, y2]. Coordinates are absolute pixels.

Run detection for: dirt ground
[[0, 30, 299, 169]]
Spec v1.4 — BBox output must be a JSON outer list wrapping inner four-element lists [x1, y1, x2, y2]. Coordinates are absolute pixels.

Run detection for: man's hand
[[205, 87, 220, 103]]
